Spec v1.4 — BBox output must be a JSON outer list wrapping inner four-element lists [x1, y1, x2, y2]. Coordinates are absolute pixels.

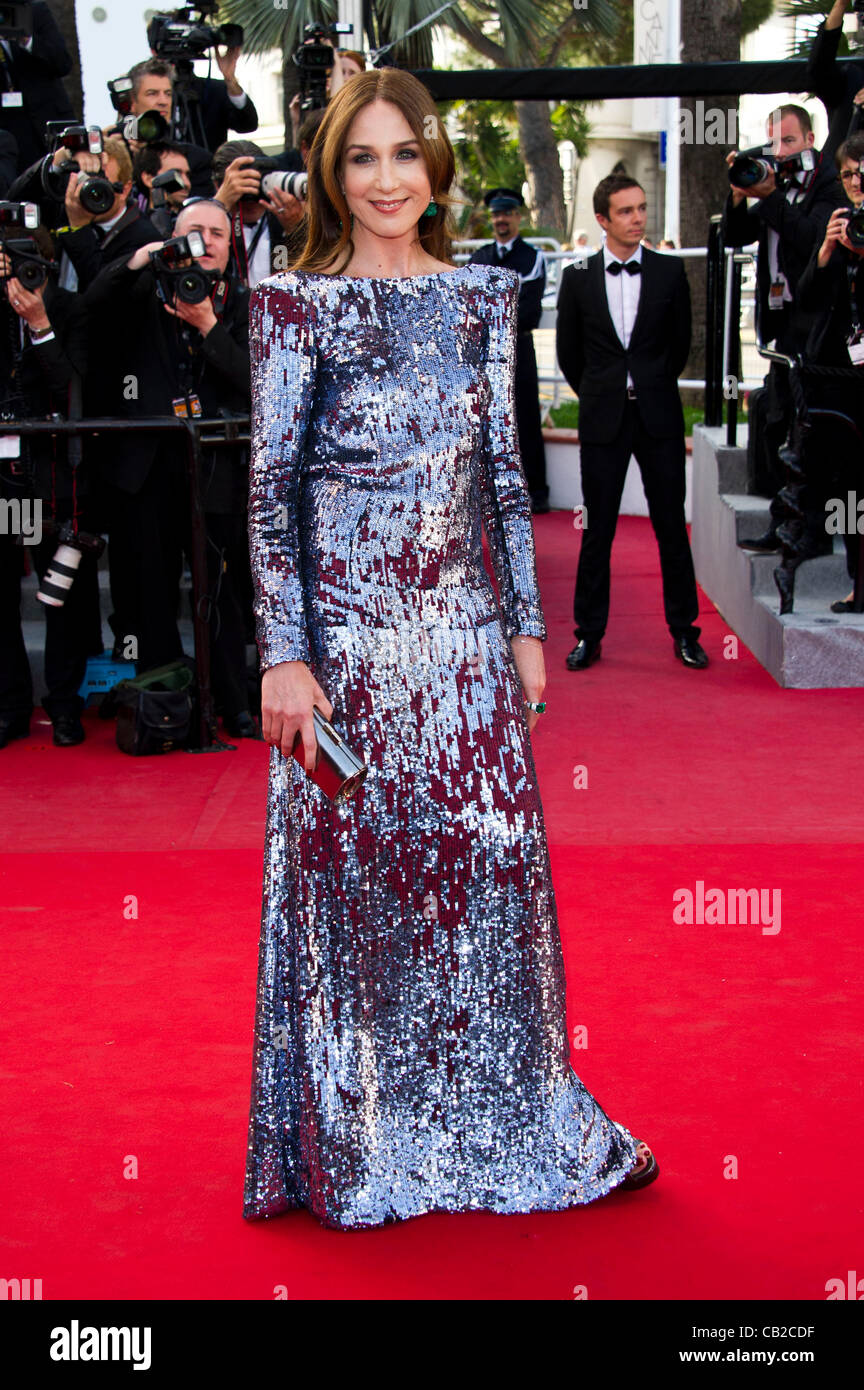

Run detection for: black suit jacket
[[797, 241, 864, 369], [82, 257, 250, 495], [807, 21, 864, 165], [0, 282, 89, 507], [555, 248, 691, 444], [185, 75, 259, 153], [721, 152, 844, 350], [0, 1, 73, 173], [54, 203, 160, 292]]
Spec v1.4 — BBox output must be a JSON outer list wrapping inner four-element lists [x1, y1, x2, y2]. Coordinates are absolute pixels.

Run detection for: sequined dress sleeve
[[247, 278, 317, 670]]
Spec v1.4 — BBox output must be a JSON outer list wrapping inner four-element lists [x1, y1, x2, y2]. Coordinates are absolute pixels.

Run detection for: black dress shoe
[[737, 530, 780, 553], [0, 713, 30, 749], [673, 635, 709, 669], [224, 710, 261, 739], [566, 638, 602, 671], [52, 715, 85, 746], [830, 598, 855, 613]]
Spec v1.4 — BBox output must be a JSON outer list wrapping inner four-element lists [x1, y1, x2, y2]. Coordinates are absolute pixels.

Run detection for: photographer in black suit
[[556, 174, 705, 671], [0, 230, 102, 749], [723, 104, 844, 552], [0, 0, 73, 174], [82, 199, 254, 732], [807, 1, 864, 166]]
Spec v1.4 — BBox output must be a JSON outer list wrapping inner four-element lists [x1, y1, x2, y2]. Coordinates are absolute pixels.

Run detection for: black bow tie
[[607, 260, 640, 276]]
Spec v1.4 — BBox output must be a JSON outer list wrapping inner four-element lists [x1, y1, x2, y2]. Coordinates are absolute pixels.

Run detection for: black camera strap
[[231, 209, 267, 286]]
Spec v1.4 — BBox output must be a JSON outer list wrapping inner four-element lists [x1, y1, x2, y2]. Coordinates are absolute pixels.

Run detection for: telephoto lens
[[261, 171, 307, 201], [37, 541, 82, 607]]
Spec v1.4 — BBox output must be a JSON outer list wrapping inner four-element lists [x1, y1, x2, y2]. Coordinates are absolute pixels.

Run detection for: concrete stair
[[691, 424, 864, 688]]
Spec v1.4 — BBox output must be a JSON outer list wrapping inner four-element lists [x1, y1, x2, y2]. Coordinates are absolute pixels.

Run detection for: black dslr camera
[[0, 201, 52, 291], [42, 123, 122, 217], [728, 145, 815, 191], [147, 3, 243, 61], [106, 78, 170, 145], [840, 205, 864, 249], [293, 21, 353, 114], [150, 231, 211, 305]]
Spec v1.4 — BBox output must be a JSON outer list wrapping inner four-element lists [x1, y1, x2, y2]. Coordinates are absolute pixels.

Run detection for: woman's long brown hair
[[292, 68, 457, 275]]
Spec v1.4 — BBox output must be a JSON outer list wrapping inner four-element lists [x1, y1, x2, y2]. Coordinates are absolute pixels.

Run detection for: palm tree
[[219, 0, 625, 236]]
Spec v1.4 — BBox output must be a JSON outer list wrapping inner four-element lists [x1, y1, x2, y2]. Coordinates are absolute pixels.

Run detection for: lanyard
[[847, 259, 862, 337]]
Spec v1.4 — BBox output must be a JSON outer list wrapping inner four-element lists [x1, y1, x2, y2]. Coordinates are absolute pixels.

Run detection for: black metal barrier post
[[725, 253, 747, 447], [704, 216, 724, 428], [3, 415, 250, 752]]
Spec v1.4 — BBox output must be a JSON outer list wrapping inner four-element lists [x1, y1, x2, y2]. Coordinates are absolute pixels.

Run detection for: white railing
[[452, 239, 762, 424]]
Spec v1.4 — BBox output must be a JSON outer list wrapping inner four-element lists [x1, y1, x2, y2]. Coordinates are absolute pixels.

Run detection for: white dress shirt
[[243, 216, 272, 289], [602, 242, 643, 389]]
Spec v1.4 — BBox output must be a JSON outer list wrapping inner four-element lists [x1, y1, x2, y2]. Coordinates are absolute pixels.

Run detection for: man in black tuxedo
[[0, 0, 73, 174], [556, 174, 706, 671], [469, 187, 549, 512]]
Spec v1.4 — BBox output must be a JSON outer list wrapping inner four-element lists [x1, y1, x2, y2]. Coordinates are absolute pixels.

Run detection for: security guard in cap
[[469, 188, 549, 512]]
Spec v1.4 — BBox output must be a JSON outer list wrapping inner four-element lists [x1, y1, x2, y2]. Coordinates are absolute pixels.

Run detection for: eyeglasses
[[841, 170, 862, 182]]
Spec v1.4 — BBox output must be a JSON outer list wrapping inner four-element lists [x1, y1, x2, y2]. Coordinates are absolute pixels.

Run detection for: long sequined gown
[[243, 262, 639, 1229]]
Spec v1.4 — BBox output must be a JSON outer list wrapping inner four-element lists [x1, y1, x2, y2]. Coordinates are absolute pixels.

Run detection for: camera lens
[[728, 155, 773, 189], [176, 268, 210, 304], [16, 260, 47, 292], [79, 176, 115, 216], [846, 206, 864, 247]]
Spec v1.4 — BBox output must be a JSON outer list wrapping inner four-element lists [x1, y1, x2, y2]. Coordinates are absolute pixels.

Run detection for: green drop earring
[[423, 200, 438, 217]]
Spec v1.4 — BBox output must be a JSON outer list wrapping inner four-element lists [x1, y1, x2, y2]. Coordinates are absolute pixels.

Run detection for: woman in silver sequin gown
[[243, 70, 652, 1230]]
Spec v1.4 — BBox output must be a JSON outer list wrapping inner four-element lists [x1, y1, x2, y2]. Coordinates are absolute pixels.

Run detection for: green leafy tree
[[219, 0, 624, 236]]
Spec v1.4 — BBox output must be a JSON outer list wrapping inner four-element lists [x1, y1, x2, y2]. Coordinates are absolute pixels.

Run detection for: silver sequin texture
[[243, 264, 639, 1229]]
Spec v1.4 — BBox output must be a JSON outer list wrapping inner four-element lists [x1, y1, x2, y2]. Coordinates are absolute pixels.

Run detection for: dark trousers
[[105, 448, 252, 715], [104, 444, 190, 675], [574, 399, 699, 641], [0, 522, 102, 722], [515, 334, 548, 502], [205, 511, 253, 720]]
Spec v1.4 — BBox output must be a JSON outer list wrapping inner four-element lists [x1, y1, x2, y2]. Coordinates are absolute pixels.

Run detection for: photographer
[[724, 104, 845, 552], [0, 224, 102, 748], [131, 140, 191, 232], [797, 194, 864, 608], [212, 139, 305, 288], [145, 4, 259, 153], [837, 131, 864, 205], [0, 0, 73, 174], [122, 59, 213, 198], [807, 2, 864, 166], [81, 200, 255, 731], [51, 135, 159, 293]]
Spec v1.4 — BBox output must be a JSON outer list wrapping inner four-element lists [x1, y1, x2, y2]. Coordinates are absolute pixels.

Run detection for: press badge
[[769, 279, 786, 311], [2, 92, 23, 108], [848, 329, 864, 366], [172, 394, 202, 418]]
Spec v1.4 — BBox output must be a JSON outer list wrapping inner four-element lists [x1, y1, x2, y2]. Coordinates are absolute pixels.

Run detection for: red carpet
[[2, 515, 861, 1299]]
